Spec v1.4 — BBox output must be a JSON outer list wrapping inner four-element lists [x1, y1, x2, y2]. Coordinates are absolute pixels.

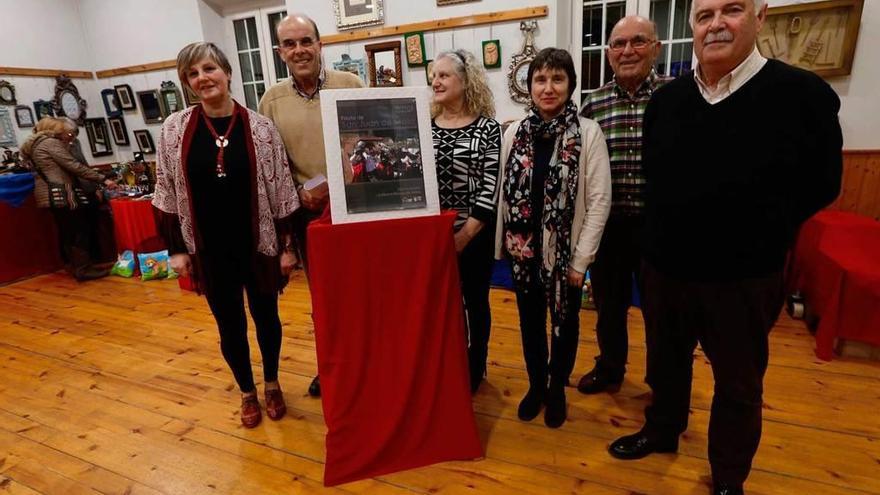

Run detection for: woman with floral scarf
[[495, 48, 611, 428]]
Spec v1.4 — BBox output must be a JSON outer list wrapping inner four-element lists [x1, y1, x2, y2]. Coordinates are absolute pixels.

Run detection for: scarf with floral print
[[503, 100, 581, 334]]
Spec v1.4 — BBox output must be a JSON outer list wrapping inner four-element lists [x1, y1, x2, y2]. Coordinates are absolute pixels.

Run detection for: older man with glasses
[[576, 15, 671, 396], [259, 13, 365, 398]]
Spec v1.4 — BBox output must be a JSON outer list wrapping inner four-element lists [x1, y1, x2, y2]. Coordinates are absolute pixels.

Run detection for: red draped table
[[109, 198, 164, 253], [0, 196, 61, 284], [788, 211, 880, 360], [307, 211, 482, 486]]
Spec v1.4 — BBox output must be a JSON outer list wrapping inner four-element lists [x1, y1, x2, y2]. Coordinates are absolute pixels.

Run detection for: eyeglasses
[[608, 36, 657, 51], [278, 37, 316, 51]]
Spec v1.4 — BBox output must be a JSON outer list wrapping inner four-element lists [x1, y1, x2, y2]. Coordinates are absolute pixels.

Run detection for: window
[[228, 7, 288, 111], [577, 0, 695, 97]]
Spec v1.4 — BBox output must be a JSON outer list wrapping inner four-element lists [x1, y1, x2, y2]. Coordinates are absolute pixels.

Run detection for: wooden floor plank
[[1, 272, 879, 495]]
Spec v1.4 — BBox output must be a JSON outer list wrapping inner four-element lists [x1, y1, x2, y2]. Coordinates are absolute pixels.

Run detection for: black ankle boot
[[517, 387, 544, 421], [544, 383, 566, 428]]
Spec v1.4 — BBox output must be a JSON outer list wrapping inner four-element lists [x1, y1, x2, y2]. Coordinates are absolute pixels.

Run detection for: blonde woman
[[431, 49, 501, 394], [20, 117, 117, 280]]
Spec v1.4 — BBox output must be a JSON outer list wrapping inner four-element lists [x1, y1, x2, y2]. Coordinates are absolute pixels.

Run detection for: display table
[[0, 194, 61, 284], [788, 211, 880, 360], [109, 197, 164, 253], [307, 211, 482, 486]]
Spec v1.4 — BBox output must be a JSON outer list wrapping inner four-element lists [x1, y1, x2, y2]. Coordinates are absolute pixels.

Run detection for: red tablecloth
[[109, 198, 163, 253], [307, 211, 482, 486], [0, 195, 61, 284], [789, 211, 880, 360]]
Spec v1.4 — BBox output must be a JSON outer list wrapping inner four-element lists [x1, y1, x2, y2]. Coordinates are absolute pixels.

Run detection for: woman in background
[[496, 48, 611, 428], [152, 42, 299, 428], [431, 49, 501, 394], [21, 117, 118, 281]]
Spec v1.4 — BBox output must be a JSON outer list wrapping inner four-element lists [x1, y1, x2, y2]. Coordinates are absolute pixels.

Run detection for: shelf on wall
[[0, 67, 93, 79]]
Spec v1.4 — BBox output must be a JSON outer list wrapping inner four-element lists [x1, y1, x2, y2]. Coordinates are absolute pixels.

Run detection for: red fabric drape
[[307, 211, 483, 486], [788, 211, 880, 360], [109, 198, 164, 252], [0, 196, 61, 284]]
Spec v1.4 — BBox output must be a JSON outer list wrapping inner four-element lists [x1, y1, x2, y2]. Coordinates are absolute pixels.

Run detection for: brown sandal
[[265, 388, 287, 420], [240, 394, 262, 428]]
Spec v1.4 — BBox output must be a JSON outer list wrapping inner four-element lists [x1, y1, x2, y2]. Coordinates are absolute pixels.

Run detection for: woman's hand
[[454, 218, 484, 254], [280, 250, 298, 277], [170, 253, 193, 278], [567, 266, 585, 288]]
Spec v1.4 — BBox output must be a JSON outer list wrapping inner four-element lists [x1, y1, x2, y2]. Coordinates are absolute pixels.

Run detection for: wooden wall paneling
[[833, 151, 880, 220]]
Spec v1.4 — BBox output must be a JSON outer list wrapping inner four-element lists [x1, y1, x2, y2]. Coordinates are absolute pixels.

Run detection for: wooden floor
[[1, 272, 878, 495]]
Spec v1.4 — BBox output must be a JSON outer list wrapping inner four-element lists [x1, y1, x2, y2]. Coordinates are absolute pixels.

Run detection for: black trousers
[[203, 256, 283, 393], [590, 215, 644, 378], [458, 225, 495, 381], [641, 261, 784, 487], [515, 275, 583, 389], [292, 207, 322, 275], [51, 207, 93, 272]]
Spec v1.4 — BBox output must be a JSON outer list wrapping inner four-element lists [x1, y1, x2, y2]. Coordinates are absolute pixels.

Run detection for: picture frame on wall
[[332, 0, 385, 31], [425, 60, 435, 85], [14, 105, 35, 128], [101, 89, 122, 117], [332, 54, 368, 84], [482, 39, 501, 68], [84, 118, 113, 157], [114, 84, 137, 111], [403, 32, 426, 67], [0, 107, 16, 147], [136, 90, 164, 124], [133, 129, 155, 154], [108, 116, 129, 146], [319, 86, 440, 225], [366, 41, 403, 87], [33, 100, 55, 121], [160, 81, 184, 115]]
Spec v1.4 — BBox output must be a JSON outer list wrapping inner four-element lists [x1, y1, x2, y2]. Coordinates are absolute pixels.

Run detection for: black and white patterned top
[[432, 116, 502, 230]]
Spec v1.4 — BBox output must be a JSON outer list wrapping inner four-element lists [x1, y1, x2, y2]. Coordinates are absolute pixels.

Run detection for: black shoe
[[308, 375, 321, 397], [577, 366, 623, 395], [544, 386, 566, 428], [608, 430, 678, 460], [517, 388, 544, 421], [74, 265, 110, 281], [713, 483, 744, 495]]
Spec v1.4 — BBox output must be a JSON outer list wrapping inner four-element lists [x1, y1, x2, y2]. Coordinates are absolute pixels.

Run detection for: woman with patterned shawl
[[152, 42, 299, 429]]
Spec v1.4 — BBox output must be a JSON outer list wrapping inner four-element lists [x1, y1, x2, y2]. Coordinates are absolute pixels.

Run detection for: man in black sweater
[[607, 1, 843, 494]]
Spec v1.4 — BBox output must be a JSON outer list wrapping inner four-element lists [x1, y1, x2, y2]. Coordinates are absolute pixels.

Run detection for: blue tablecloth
[[0, 173, 35, 208]]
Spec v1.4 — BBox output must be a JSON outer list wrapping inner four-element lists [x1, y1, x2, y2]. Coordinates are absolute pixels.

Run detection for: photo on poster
[[321, 87, 439, 224]]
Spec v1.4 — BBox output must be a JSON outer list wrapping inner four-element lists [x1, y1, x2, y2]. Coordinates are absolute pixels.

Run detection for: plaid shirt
[[580, 71, 672, 216], [291, 64, 326, 100]]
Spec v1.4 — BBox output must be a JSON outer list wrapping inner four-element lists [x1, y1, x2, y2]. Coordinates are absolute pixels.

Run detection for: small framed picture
[[33, 100, 55, 121], [136, 90, 164, 124], [133, 129, 155, 154], [15, 105, 34, 128], [425, 60, 435, 85], [102, 88, 122, 117], [108, 116, 129, 146], [403, 32, 426, 67], [482, 39, 501, 69], [332, 0, 385, 31], [333, 54, 368, 84], [114, 84, 137, 111]]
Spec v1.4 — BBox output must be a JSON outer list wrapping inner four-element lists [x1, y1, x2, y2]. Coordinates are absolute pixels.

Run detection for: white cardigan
[[494, 117, 612, 274]]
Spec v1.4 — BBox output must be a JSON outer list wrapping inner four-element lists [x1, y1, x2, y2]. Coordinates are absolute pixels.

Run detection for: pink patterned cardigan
[[152, 104, 299, 259]]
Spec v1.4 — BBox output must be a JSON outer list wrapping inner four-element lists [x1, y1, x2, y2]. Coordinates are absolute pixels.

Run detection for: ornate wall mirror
[[52, 76, 87, 125], [136, 90, 164, 124], [84, 118, 113, 157], [365, 41, 403, 87], [160, 81, 184, 115], [0, 80, 16, 105]]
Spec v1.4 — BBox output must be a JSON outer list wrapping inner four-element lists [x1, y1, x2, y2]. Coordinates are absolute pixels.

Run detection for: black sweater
[[642, 59, 843, 281]]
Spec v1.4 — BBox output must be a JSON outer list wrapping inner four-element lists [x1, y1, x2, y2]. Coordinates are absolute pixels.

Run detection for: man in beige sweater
[[259, 13, 364, 398]]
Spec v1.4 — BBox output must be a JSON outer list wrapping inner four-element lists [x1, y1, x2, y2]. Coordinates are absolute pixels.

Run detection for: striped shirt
[[432, 116, 501, 230], [580, 71, 672, 216]]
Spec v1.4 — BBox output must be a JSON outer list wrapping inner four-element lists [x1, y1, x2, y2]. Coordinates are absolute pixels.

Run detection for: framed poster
[[757, 0, 863, 77], [332, 0, 385, 31], [320, 87, 439, 224]]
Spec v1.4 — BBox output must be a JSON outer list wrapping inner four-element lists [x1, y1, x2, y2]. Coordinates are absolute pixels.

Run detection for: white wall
[[0, 0, 92, 70], [199, 0, 227, 44], [287, 0, 562, 123]]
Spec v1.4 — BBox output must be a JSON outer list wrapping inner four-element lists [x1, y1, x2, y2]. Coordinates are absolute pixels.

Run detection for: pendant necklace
[[200, 104, 239, 178]]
